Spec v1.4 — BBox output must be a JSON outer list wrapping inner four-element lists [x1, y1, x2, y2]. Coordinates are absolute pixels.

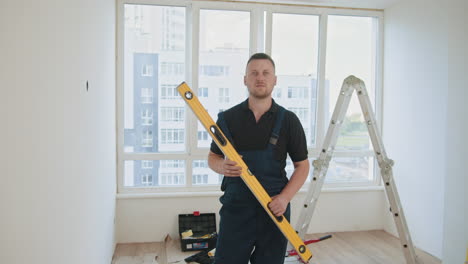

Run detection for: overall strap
[[217, 112, 235, 146], [217, 112, 235, 192], [269, 106, 286, 146]]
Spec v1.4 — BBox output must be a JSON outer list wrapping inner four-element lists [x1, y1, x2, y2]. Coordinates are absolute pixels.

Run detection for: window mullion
[[264, 10, 272, 55], [187, 3, 201, 186], [250, 7, 264, 53], [116, 0, 126, 193], [315, 12, 328, 151], [186, 155, 193, 187], [374, 15, 384, 186]]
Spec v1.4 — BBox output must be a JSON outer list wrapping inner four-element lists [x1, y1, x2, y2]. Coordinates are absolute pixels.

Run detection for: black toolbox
[[178, 212, 217, 251]]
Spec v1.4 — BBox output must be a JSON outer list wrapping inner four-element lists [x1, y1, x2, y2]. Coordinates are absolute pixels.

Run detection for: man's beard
[[248, 87, 272, 99]]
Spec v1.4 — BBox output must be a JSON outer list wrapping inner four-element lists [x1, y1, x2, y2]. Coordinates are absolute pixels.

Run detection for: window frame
[[116, 0, 384, 194]]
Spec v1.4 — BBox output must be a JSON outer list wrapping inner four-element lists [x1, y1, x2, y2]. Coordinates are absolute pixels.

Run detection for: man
[[208, 53, 309, 264]]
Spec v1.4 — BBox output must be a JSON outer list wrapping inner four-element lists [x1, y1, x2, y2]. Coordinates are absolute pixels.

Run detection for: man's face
[[244, 59, 277, 99]]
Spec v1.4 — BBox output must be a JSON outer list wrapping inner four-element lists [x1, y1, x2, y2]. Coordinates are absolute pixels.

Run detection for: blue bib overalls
[[214, 106, 290, 264]]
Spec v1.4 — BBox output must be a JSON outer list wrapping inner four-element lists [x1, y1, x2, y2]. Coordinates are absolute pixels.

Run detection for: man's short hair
[[246, 53, 276, 69]]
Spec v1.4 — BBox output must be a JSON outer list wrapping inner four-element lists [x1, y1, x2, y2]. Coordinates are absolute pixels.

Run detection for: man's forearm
[[280, 159, 309, 202], [208, 151, 224, 174]]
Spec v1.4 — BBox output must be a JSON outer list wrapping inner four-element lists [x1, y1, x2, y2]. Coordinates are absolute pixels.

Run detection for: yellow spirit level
[[177, 82, 313, 263]]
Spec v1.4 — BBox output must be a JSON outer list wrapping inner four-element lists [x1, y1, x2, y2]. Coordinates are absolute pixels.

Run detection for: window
[[198, 131, 209, 141], [142, 64, 154, 76], [161, 129, 184, 144], [193, 160, 208, 168], [287, 86, 309, 99], [118, 1, 382, 193], [288, 107, 309, 124], [161, 107, 184, 122], [123, 160, 185, 187], [141, 130, 153, 147], [192, 160, 222, 185], [141, 160, 153, 169], [161, 62, 168, 74], [200, 65, 230, 76], [197, 9, 250, 148], [324, 15, 378, 183], [193, 174, 208, 185], [141, 109, 153, 126], [198, 87, 208, 97], [161, 62, 184, 75], [141, 174, 153, 185], [161, 160, 184, 168], [161, 84, 178, 99], [272, 13, 319, 147], [160, 172, 184, 186], [273, 87, 281, 99], [141, 88, 153, 104], [327, 157, 374, 182], [218, 87, 229, 103]]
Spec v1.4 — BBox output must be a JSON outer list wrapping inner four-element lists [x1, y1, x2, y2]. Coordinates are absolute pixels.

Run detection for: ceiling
[[236, 0, 403, 10]]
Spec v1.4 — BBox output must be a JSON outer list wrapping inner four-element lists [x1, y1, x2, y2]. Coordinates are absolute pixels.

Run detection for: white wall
[[116, 189, 385, 242], [0, 0, 116, 263], [383, 0, 468, 260], [443, 0, 468, 263], [383, 0, 447, 258]]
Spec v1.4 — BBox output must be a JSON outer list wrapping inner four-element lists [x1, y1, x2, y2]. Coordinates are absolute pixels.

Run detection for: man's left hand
[[268, 195, 289, 217]]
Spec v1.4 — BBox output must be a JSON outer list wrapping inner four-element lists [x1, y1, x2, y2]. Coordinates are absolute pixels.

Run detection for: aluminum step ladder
[[294, 75, 420, 264]]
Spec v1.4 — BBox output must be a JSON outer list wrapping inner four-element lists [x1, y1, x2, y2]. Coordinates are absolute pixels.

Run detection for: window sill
[[116, 185, 384, 199]]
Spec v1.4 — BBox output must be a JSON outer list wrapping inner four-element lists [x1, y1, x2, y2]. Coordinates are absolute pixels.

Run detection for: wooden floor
[[113, 230, 441, 264]]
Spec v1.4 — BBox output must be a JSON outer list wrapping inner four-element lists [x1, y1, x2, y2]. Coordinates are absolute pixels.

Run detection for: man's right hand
[[208, 151, 242, 177], [220, 158, 242, 177]]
